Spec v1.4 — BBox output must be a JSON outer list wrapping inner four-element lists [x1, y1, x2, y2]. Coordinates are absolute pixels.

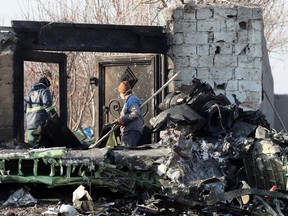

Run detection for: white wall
[[161, 4, 274, 126]]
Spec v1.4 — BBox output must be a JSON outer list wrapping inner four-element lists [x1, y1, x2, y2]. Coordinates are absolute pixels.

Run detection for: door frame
[[17, 51, 67, 141], [97, 54, 165, 140]]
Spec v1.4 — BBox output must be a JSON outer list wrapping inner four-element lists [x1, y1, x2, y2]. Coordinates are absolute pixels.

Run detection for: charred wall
[[161, 4, 274, 127], [0, 32, 17, 144]]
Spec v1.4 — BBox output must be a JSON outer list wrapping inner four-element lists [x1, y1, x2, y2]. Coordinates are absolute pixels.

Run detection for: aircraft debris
[[1, 78, 288, 215]]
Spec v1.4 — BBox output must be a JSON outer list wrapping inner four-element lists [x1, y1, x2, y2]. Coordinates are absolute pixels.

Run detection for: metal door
[[97, 54, 165, 144]]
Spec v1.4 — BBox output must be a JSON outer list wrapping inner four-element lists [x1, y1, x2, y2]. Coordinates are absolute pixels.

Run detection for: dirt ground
[[0, 203, 57, 216], [0, 184, 86, 216], [0, 184, 135, 216]]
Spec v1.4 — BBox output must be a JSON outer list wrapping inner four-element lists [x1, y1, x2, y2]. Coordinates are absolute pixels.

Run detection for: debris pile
[[150, 78, 269, 137], [1, 78, 288, 215]]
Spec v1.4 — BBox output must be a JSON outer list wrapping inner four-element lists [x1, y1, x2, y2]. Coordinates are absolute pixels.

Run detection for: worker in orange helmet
[[115, 81, 144, 147]]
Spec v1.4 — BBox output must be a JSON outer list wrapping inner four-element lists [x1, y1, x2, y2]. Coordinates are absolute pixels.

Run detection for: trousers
[[121, 130, 141, 147]]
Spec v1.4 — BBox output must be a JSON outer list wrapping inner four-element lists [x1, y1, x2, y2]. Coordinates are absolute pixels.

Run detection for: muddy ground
[[0, 184, 90, 216], [0, 183, 142, 216], [0, 203, 56, 216]]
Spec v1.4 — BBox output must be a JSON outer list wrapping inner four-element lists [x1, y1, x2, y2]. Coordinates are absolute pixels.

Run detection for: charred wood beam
[[12, 21, 167, 53]]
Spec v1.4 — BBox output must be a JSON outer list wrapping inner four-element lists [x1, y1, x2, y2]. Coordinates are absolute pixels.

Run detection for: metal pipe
[[89, 70, 182, 149]]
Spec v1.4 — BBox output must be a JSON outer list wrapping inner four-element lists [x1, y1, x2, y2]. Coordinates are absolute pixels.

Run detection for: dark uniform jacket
[[119, 94, 144, 134], [25, 83, 55, 130]]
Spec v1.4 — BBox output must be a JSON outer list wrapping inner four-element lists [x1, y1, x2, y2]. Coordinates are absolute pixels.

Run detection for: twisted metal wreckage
[[1, 78, 288, 215]]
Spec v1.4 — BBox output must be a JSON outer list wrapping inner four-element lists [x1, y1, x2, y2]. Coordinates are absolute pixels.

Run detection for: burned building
[[0, 3, 288, 215], [0, 3, 277, 146]]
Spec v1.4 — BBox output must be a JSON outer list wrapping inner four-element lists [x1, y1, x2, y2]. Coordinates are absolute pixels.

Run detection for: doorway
[[97, 54, 165, 144], [21, 51, 67, 141]]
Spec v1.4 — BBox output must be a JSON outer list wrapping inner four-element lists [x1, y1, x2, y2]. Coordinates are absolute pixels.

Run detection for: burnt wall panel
[[12, 21, 167, 54], [0, 43, 15, 144]]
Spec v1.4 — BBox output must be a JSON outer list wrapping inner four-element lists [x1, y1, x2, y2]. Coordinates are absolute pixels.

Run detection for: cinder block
[[238, 56, 262, 69], [235, 43, 263, 58], [184, 10, 196, 20], [177, 68, 197, 84], [226, 80, 238, 91], [235, 67, 261, 80], [251, 20, 263, 31], [237, 31, 249, 43], [189, 55, 213, 68], [184, 32, 209, 44], [252, 8, 263, 19], [174, 33, 184, 44], [214, 55, 238, 67], [174, 56, 190, 68], [242, 91, 262, 110], [173, 21, 184, 33], [173, 8, 184, 19], [196, 8, 213, 19], [234, 43, 249, 55], [237, 7, 253, 20], [214, 7, 237, 19], [209, 44, 217, 55], [197, 56, 214, 68], [253, 57, 262, 68], [172, 44, 197, 56], [216, 43, 233, 55], [248, 30, 262, 43], [240, 98, 262, 111], [210, 67, 235, 80], [196, 68, 210, 80], [239, 80, 261, 92], [182, 21, 197, 33], [226, 19, 237, 32], [248, 44, 263, 57], [169, 5, 266, 111], [188, 55, 201, 67], [197, 20, 223, 32], [214, 32, 237, 43], [197, 45, 210, 56]]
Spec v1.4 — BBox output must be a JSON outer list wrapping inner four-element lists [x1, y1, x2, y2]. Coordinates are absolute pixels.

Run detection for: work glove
[[115, 118, 124, 126]]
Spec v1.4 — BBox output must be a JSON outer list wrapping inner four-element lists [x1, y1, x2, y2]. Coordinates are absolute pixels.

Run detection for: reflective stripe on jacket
[[25, 83, 54, 129]]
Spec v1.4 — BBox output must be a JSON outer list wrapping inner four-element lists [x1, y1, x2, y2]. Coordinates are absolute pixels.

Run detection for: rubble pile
[[150, 78, 269, 137], [1, 78, 288, 215], [139, 78, 288, 215]]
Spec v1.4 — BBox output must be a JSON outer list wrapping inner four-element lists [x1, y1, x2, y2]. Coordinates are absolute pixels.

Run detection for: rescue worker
[[115, 81, 144, 147], [25, 77, 56, 146]]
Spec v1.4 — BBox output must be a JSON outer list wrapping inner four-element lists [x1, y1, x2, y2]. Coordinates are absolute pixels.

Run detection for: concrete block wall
[[162, 4, 274, 126], [0, 32, 17, 143]]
